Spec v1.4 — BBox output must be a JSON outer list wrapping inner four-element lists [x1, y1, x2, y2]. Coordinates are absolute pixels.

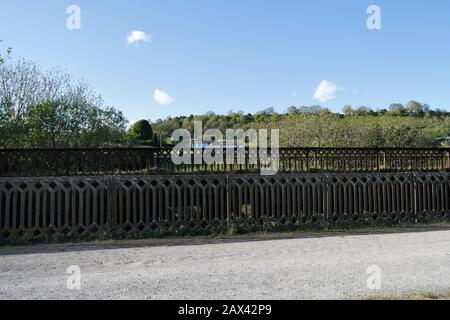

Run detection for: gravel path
[[1, 230, 450, 300]]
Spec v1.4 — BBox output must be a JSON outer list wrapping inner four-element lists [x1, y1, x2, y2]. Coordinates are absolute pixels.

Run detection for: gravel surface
[[1, 230, 450, 300]]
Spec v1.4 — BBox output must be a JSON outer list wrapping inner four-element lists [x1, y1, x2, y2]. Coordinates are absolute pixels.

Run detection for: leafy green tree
[[129, 120, 153, 142], [388, 103, 406, 116], [353, 106, 373, 116], [287, 106, 298, 115], [0, 56, 128, 148], [406, 100, 424, 116], [343, 105, 354, 116]]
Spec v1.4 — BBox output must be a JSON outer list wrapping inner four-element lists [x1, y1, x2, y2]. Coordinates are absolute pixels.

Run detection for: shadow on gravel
[[1, 226, 450, 256]]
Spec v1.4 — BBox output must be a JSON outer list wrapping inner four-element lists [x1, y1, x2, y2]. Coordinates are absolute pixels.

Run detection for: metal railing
[[0, 147, 449, 177]]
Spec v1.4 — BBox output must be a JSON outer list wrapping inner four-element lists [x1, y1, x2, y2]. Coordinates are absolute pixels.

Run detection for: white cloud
[[313, 80, 344, 102], [127, 30, 151, 44], [153, 89, 174, 105]]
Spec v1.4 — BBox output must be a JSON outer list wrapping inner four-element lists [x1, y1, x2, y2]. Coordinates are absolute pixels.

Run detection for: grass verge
[[1, 222, 450, 251], [367, 292, 450, 300]]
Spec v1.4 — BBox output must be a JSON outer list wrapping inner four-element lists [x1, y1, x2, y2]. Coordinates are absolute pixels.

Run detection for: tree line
[[151, 105, 450, 148], [1, 50, 449, 149]]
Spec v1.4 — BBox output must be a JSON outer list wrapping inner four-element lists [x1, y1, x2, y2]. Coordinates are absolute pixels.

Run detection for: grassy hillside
[[152, 106, 450, 148]]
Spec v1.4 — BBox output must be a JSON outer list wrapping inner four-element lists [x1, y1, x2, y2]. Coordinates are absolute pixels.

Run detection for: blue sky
[[1, 0, 450, 122]]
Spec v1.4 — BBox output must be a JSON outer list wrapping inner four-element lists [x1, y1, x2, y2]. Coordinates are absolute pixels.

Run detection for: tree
[[353, 106, 373, 116], [388, 103, 406, 116], [343, 105, 354, 116], [0, 56, 128, 148], [129, 120, 153, 142], [256, 107, 274, 116], [287, 106, 298, 115], [406, 100, 424, 116], [0, 40, 12, 65]]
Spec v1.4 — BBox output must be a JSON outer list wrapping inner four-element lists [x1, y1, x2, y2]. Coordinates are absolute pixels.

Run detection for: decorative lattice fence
[[1, 173, 449, 242], [1, 147, 449, 177]]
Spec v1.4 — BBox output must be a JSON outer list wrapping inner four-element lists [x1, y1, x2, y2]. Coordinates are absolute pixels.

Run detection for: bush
[[129, 120, 153, 144]]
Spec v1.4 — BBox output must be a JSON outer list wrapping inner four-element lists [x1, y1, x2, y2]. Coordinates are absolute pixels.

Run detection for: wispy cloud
[[313, 80, 344, 102], [153, 89, 174, 105], [127, 30, 151, 45]]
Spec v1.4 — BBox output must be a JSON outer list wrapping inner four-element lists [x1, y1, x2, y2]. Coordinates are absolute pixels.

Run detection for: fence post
[[413, 172, 418, 224], [376, 150, 381, 172], [306, 150, 310, 172], [226, 174, 231, 223], [107, 176, 118, 234], [146, 150, 151, 175], [447, 151, 450, 171], [325, 174, 331, 225]]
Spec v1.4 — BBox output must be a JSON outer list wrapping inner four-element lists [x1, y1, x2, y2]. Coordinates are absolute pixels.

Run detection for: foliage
[[152, 104, 450, 148], [1, 47, 449, 149], [128, 119, 153, 145], [0, 40, 12, 65], [0, 56, 128, 148]]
